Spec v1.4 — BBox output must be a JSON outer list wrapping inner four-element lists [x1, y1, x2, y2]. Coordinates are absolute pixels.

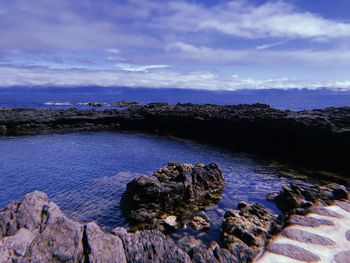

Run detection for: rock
[[26, 202, 85, 262], [267, 243, 321, 262], [114, 101, 139, 107], [221, 203, 279, 262], [0, 191, 196, 262], [0, 191, 49, 237], [88, 102, 104, 107], [84, 222, 127, 263], [0, 125, 6, 134], [121, 162, 224, 223], [288, 214, 334, 227], [189, 216, 210, 231], [188, 241, 239, 263], [346, 230, 350, 241], [268, 183, 349, 214], [113, 229, 191, 263], [334, 250, 350, 263], [281, 228, 336, 246]]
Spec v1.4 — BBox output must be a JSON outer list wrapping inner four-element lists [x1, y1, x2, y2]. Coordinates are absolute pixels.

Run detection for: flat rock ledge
[[121, 162, 225, 224]]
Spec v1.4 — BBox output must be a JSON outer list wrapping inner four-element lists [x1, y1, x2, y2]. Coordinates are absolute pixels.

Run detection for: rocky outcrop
[[1, 104, 350, 172], [220, 203, 280, 262], [0, 191, 190, 263], [267, 183, 349, 214], [113, 228, 191, 262], [121, 162, 225, 224]]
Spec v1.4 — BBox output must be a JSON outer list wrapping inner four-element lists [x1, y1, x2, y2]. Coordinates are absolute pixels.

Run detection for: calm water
[[1, 87, 350, 110], [0, 131, 307, 230]]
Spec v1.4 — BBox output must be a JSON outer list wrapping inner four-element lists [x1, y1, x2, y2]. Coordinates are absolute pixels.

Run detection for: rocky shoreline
[[1, 162, 349, 262], [1, 103, 350, 172]]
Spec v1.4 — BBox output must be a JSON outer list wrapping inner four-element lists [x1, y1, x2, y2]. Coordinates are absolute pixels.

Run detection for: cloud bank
[[0, 0, 349, 89]]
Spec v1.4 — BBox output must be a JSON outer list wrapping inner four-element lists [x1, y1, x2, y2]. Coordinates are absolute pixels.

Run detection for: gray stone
[[281, 228, 336, 246], [268, 243, 321, 262], [84, 222, 127, 263], [336, 200, 350, 213], [189, 216, 210, 231], [288, 215, 334, 227], [310, 207, 343, 218], [25, 202, 84, 262], [334, 250, 350, 263], [346, 230, 350, 241], [113, 229, 191, 263]]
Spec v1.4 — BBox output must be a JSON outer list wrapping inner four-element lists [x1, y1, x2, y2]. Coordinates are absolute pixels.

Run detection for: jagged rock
[[267, 183, 349, 213], [121, 162, 224, 223], [189, 241, 238, 263], [0, 191, 191, 263], [113, 228, 191, 263], [84, 222, 126, 263], [221, 203, 279, 262], [189, 216, 210, 231]]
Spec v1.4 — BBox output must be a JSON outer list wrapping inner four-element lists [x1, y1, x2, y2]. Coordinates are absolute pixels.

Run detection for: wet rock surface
[[266, 243, 321, 262], [221, 203, 280, 262], [121, 162, 225, 224], [1, 103, 350, 171], [267, 182, 349, 214]]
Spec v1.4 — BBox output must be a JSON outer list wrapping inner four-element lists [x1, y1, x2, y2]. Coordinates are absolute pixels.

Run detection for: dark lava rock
[[88, 102, 104, 107], [2, 104, 350, 171], [221, 203, 280, 262], [267, 182, 349, 214], [121, 162, 225, 223]]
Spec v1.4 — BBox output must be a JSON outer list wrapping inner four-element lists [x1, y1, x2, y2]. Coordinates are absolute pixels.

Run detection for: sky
[[0, 0, 350, 90]]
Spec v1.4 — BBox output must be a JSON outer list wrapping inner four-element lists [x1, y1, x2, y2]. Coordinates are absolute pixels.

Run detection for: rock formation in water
[[1, 103, 350, 171], [0, 181, 349, 262], [220, 203, 280, 262], [121, 162, 225, 223], [267, 182, 349, 214]]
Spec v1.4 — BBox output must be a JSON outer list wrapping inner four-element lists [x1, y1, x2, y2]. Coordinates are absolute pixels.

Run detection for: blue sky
[[0, 0, 349, 90]]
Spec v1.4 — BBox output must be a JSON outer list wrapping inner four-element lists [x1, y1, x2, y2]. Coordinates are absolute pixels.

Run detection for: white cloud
[[166, 41, 350, 66], [113, 63, 169, 72], [256, 40, 289, 50], [158, 1, 350, 40], [0, 66, 349, 91]]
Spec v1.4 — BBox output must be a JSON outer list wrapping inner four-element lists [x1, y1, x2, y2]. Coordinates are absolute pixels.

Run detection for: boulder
[[121, 162, 225, 223], [221, 203, 280, 262], [113, 228, 191, 263], [267, 183, 349, 214]]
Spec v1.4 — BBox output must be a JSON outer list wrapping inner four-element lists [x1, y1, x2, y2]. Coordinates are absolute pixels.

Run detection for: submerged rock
[[121, 162, 225, 223], [221, 203, 280, 262]]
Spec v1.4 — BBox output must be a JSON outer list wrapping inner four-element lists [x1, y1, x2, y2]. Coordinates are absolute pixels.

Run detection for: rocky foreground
[[1, 162, 348, 262], [1, 103, 350, 171]]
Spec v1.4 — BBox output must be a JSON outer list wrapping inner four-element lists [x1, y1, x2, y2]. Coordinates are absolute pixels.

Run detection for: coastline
[[1, 103, 350, 173]]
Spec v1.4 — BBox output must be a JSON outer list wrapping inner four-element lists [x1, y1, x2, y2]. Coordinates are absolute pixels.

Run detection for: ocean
[[1, 87, 350, 110]]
